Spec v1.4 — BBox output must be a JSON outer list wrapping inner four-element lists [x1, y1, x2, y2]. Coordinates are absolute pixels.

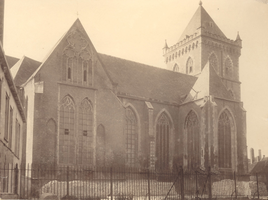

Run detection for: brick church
[[10, 2, 248, 173]]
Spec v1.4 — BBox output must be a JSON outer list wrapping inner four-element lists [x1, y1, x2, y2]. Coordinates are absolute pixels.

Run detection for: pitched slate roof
[[250, 159, 268, 174], [11, 56, 41, 86], [6, 55, 19, 68], [184, 61, 232, 103], [99, 53, 197, 104], [178, 4, 226, 42]]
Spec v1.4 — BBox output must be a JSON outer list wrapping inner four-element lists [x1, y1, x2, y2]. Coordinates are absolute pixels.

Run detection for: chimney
[[259, 149, 262, 161], [250, 148, 254, 164], [0, 0, 4, 46]]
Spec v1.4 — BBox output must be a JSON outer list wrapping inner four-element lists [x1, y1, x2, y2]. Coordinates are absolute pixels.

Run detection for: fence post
[[234, 171, 237, 199], [148, 169, 151, 200], [67, 166, 69, 198], [195, 170, 199, 198], [110, 167, 113, 200], [180, 166, 184, 200], [208, 166, 212, 200], [14, 164, 19, 194], [256, 173, 259, 199]]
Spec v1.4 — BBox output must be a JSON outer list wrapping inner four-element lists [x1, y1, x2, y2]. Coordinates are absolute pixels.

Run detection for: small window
[[83, 130, 88, 136], [67, 68, 71, 79], [64, 129, 69, 135], [83, 70, 87, 82]]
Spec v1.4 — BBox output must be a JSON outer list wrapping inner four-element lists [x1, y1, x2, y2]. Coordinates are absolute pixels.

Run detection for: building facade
[[0, 42, 26, 196], [10, 3, 247, 173]]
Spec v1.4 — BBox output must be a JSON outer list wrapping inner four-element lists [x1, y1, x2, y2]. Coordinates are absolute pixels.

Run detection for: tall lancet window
[[185, 111, 199, 169], [67, 58, 73, 80], [156, 113, 170, 171], [224, 58, 233, 78], [218, 111, 232, 168], [78, 98, 93, 165], [125, 107, 138, 166], [88, 60, 93, 86], [83, 61, 88, 83], [59, 96, 75, 164], [209, 53, 218, 73], [186, 57, 193, 74]]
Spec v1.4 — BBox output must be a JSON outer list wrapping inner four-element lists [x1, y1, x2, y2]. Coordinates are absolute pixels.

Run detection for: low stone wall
[[41, 180, 178, 199], [212, 179, 268, 197]]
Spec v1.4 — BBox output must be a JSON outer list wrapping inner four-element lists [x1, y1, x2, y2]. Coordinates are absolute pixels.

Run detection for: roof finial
[[163, 39, 168, 49], [236, 31, 242, 41], [199, 0, 203, 6]]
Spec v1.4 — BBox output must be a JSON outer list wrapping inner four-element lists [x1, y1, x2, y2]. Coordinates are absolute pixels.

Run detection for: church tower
[[163, 1, 242, 101]]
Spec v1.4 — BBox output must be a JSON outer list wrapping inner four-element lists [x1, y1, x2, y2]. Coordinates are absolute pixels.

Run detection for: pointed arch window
[[186, 57, 193, 74], [224, 58, 233, 78], [218, 111, 232, 168], [125, 107, 138, 166], [185, 111, 199, 169], [173, 64, 179, 72], [209, 53, 218, 73], [59, 96, 75, 164], [156, 113, 170, 171], [96, 124, 106, 166], [77, 98, 93, 165]]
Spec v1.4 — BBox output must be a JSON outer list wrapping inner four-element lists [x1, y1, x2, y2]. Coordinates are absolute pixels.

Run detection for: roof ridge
[[98, 53, 197, 79]]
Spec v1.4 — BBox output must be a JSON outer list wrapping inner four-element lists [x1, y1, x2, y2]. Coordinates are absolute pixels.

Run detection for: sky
[[3, 0, 268, 158]]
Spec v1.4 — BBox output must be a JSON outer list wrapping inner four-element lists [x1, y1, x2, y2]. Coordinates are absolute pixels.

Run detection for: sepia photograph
[[0, 0, 268, 199]]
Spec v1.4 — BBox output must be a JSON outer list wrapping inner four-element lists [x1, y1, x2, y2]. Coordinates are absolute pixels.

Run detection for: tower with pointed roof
[[163, 2, 242, 100]]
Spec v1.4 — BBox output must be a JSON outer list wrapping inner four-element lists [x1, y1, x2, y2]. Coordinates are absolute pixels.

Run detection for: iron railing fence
[[0, 164, 267, 200]]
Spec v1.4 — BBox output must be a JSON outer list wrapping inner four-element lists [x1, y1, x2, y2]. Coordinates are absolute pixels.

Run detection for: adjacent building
[[0, 27, 26, 199]]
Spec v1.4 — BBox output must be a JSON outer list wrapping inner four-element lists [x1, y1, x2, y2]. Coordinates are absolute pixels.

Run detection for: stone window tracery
[[156, 113, 170, 171], [62, 30, 93, 86], [59, 96, 75, 164], [77, 98, 93, 165], [125, 107, 138, 166], [185, 111, 199, 169], [218, 111, 232, 168]]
